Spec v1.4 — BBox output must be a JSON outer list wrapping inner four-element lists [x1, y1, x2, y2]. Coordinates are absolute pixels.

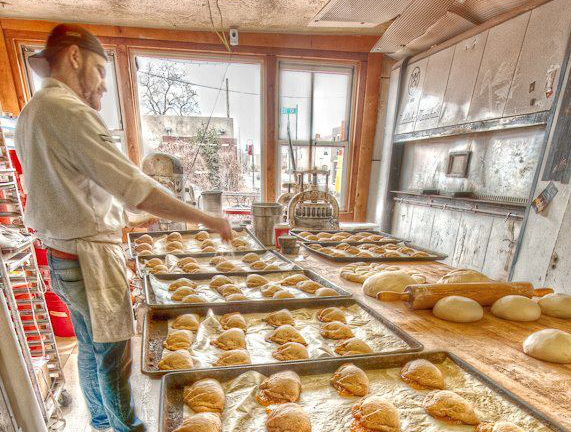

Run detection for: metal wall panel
[[414, 46, 455, 131], [504, 0, 571, 117], [466, 12, 530, 122], [451, 213, 494, 269], [439, 32, 488, 127], [395, 58, 428, 134]]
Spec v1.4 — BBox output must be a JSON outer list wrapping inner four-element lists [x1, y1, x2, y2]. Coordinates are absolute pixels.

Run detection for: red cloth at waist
[[48, 248, 79, 261]]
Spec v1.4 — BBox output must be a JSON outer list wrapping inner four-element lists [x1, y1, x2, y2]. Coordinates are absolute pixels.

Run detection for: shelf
[[1, 238, 34, 261], [390, 190, 527, 209]]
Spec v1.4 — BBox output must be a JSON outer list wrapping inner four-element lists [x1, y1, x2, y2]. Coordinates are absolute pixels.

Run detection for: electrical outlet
[[229, 28, 239, 46]]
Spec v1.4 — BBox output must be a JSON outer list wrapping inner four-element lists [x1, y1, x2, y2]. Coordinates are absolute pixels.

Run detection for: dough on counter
[[202, 246, 217, 253], [319, 321, 354, 340], [265, 264, 281, 271], [183, 378, 225, 413], [423, 390, 479, 425], [172, 314, 200, 331], [145, 257, 164, 267], [173, 413, 222, 432], [209, 256, 227, 266], [225, 293, 249, 301], [181, 263, 201, 273], [210, 275, 234, 288], [266, 403, 311, 432], [242, 252, 261, 263], [280, 274, 309, 286], [335, 338, 373, 356], [181, 294, 206, 304], [194, 231, 210, 241], [231, 238, 248, 248], [296, 280, 322, 294], [163, 329, 194, 350], [166, 241, 184, 252], [138, 250, 153, 256], [523, 329, 571, 364], [135, 234, 154, 245], [476, 422, 525, 432], [135, 243, 153, 253], [168, 278, 197, 292], [256, 371, 302, 406], [272, 342, 309, 361], [219, 313, 247, 331], [317, 307, 347, 323], [267, 325, 307, 345], [212, 349, 251, 366], [491, 295, 541, 322], [400, 359, 444, 390], [178, 257, 198, 266], [362, 271, 418, 298], [200, 239, 215, 248], [538, 293, 571, 319], [315, 287, 338, 297], [273, 290, 295, 299], [167, 232, 183, 242], [171, 286, 197, 301], [261, 283, 282, 297], [330, 363, 369, 397], [352, 395, 400, 432], [433, 296, 484, 323], [265, 309, 295, 327], [438, 268, 491, 284], [218, 284, 243, 297], [149, 264, 169, 274], [250, 260, 268, 270], [211, 328, 246, 350], [158, 350, 193, 371], [216, 261, 237, 272], [246, 274, 269, 287]]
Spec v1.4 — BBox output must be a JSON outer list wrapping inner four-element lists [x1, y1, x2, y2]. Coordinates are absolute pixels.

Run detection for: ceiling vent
[[308, 0, 415, 28]]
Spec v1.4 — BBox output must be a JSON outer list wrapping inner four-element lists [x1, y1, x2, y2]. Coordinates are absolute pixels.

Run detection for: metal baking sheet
[[144, 269, 352, 309], [300, 241, 448, 262], [290, 228, 408, 245], [159, 351, 569, 432], [142, 297, 423, 377], [136, 250, 297, 277], [128, 227, 265, 258]]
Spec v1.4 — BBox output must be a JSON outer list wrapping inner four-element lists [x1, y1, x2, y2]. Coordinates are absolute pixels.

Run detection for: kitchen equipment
[[277, 235, 298, 254], [251, 202, 282, 246], [273, 223, 290, 247], [377, 282, 554, 309], [198, 190, 223, 216]]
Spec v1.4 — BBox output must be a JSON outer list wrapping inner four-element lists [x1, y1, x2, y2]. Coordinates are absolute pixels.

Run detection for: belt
[[48, 248, 79, 261]]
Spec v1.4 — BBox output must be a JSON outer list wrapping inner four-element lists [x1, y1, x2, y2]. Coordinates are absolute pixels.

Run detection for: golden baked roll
[[173, 413, 221, 432], [150, 265, 169, 274], [172, 314, 200, 331], [476, 422, 525, 432], [266, 403, 311, 432], [135, 243, 153, 253], [256, 371, 302, 406], [158, 350, 193, 371], [331, 363, 369, 397], [320, 321, 354, 340], [135, 234, 154, 245], [298, 231, 312, 238], [398, 246, 415, 255], [319, 247, 335, 254], [359, 243, 377, 251], [194, 231, 210, 241], [315, 287, 338, 297], [267, 324, 307, 345], [345, 246, 361, 255], [330, 235, 346, 241], [336, 232, 351, 238], [211, 328, 246, 350], [357, 251, 374, 258], [265, 264, 280, 271], [213, 349, 251, 367], [217, 284, 242, 296], [235, 245, 250, 252], [216, 261, 236, 272], [318, 307, 346, 323], [171, 286, 197, 301], [181, 294, 206, 304], [250, 260, 267, 270], [384, 251, 402, 258], [384, 243, 398, 250], [306, 235, 319, 241], [202, 246, 217, 253], [209, 256, 227, 266], [261, 283, 282, 297], [273, 290, 295, 299], [219, 313, 247, 331], [335, 338, 373, 356], [183, 378, 225, 413], [352, 395, 400, 432], [167, 232, 183, 242], [138, 250, 153, 256], [272, 342, 309, 361], [246, 274, 269, 287], [170, 248, 185, 254], [145, 257, 163, 267], [423, 390, 479, 425], [411, 251, 430, 258], [231, 229, 242, 237], [163, 329, 194, 350], [210, 275, 233, 288], [368, 234, 383, 242], [231, 238, 248, 247], [371, 246, 386, 254], [264, 309, 295, 327], [200, 239, 216, 248], [178, 257, 198, 266], [317, 232, 332, 239], [296, 280, 322, 294], [167, 241, 184, 252], [307, 243, 323, 250], [181, 263, 201, 273], [242, 252, 261, 263], [168, 278, 197, 292], [400, 359, 444, 390], [280, 274, 309, 286], [225, 293, 249, 301]]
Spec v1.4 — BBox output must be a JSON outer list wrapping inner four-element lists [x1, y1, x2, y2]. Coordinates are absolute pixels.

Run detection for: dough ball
[[166, 241, 184, 252], [202, 246, 217, 253], [538, 293, 571, 319], [145, 257, 163, 268], [150, 264, 169, 274], [423, 390, 479, 425], [183, 378, 225, 413], [158, 350, 193, 371], [331, 363, 369, 397], [219, 313, 247, 331], [163, 329, 194, 351], [523, 329, 571, 364], [362, 271, 418, 298], [178, 257, 198, 267], [433, 296, 483, 323], [168, 278, 197, 292], [476, 422, 525, 432], [261, 283, 283, 298], [181, 294, 206, 304], [352, 395, 399, 432], [171, 286, 197, 301], [209, 256, 227, 266], [335, 337, 373, 356], [172, 314, 200, 331], [194, 231, 210, 241], [315, 287, 338, 297], [181, 263, 201, 273], [242, 252, 260, 263], [273, 290, 296, 299], [250, 260, 267, 270], [218, 284, 243, 297], [225, 293, 249, 301], [400, 359, 444, 390], [173, 413, 221, 432], [246, 274, 269, 287], [280, 274, 309, 286], [438, 268, 491, 284], [216, 261, 236, 272], [210, 275, 233, 288], [211, 328, 246, 350], [265, 264, 281, 271], [213, 349, 251, 366], [135, 234, 154, 245], [491, 295, 541, 322], [266, 403, 311, 432], [319, 321, 354, 340], [167, 232, 183, 242], [296, 280, 322, 294], [256, 371, 302, 406], [267, 325, 307, 346], [272, 342, 309, 361], [135, 243, 153, 253], [317, 307, 346, 323], [265, 309, 295, 327]]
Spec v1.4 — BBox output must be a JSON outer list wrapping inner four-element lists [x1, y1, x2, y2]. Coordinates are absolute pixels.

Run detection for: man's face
[[78, 50, 107, 111]]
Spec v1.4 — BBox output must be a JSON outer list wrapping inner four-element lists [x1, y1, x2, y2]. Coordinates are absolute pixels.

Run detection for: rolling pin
[[376, 282, 553, 310]]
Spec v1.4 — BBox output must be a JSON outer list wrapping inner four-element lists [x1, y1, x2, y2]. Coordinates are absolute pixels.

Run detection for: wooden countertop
[[288, 251, 571, 429]]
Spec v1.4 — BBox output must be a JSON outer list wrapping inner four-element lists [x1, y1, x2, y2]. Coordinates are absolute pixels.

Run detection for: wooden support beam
[[354, 53, 383, 221], [263, 55, 277, 202], [0, 25, 20, 115]]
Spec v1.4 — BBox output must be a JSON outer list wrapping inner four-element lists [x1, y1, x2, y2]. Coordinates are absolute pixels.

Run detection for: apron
[[76, 240, 135, 343]]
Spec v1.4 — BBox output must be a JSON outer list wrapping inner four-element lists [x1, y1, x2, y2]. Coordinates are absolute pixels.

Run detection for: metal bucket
[[251, 202, 283, 246], [199, 190, 223, 216]]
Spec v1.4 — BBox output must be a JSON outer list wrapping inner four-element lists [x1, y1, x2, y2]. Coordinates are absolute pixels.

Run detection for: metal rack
[[0, 115, 66, 428]]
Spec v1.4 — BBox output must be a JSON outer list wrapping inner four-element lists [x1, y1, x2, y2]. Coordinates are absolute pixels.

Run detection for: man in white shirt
[[16, 24, 231, 432]]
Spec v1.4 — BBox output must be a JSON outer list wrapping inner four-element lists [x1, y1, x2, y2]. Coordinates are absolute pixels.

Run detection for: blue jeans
[[48, 253, 145, 432]]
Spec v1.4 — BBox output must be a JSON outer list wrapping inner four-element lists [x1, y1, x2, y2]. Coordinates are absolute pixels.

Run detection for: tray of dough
[[290, 228, 407, 246]]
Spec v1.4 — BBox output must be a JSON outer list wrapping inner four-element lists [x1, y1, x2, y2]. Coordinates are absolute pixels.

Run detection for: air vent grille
[[309, 0, 415, 27]]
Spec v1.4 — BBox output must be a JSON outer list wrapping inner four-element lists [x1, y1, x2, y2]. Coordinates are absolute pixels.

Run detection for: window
[[278, 62, 354, 209], [21, 45, 127, 154], [132, 54, 262, 203]]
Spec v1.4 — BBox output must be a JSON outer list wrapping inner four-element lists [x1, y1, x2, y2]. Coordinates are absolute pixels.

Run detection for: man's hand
[[204, 216, 233, 242]]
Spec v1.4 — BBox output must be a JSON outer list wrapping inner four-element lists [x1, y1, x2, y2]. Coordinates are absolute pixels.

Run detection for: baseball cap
[[29, 24, 108, 77]]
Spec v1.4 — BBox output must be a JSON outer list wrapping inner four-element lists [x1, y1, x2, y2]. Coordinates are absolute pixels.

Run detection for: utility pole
[[225, 78, 230, 118]]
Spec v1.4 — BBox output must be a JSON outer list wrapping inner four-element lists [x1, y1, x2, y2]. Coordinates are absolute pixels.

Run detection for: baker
[[15, 24, 232, 432]]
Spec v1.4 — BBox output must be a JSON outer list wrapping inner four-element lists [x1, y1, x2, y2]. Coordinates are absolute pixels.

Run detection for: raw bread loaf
[[537, 293, 571, 319], [438, 269, 490, 284], [491, 295, 541, 322], [523, 329, 571, 364], [433, 296, 483, 323], [362, 271, 418, 298]]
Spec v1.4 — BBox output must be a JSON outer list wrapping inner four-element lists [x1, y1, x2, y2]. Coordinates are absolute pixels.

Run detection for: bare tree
[[138, 61, 200, 116]]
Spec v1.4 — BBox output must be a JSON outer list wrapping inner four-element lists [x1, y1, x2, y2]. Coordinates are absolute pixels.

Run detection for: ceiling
[[0, 0, 389, 35]]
